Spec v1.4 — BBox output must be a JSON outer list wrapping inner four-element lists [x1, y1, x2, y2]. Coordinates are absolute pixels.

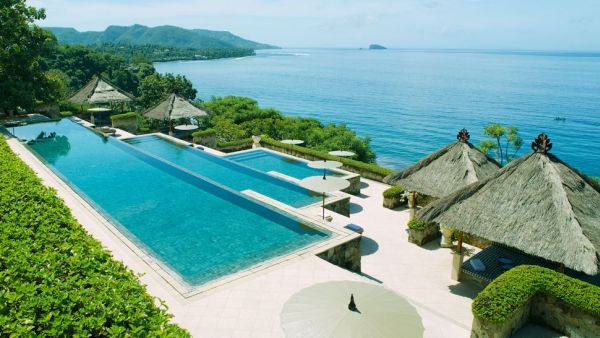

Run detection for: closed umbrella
[[300, 176, 349, 219], [281, 281, 424, 338]]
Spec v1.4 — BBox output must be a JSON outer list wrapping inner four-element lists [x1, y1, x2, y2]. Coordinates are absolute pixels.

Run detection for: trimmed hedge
[[0, 139, 189, 336], [59, 111, 73, 117], [110, 112, 138, 121], [472, 265, 600, 323], [191, 128, 216, 138], [383, 185, 405, 199], [217, 138, 253, 148], [260, 136, 394, 178], [407, 218, 430, 230]]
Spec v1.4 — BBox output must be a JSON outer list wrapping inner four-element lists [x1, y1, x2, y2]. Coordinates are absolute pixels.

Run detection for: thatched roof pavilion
[[383, 129, 501, 198], [418, 133, 600, 275], [143, 93, 207, 121], [68, 75, 134, 104]]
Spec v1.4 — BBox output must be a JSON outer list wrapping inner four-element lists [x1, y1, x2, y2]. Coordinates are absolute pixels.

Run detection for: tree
[[0, 0, 57, 115], [138, 73, 197, 108], [479, 123, 523, 165]]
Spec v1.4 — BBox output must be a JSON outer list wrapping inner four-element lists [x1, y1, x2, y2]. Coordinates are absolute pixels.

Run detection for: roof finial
[[457, 129, 470, 143], [531, 133, 552, 154]]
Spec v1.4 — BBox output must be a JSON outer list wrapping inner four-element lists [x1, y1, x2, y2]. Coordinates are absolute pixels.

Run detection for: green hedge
[[407, 218, 430, 230], [191, 128, 216, 138], [472, 265, 600, 323], [0, 139, 189, 336], [110, 112, 138, 121], [383, 186, 405, 199], [260, 136, 394, 178], [217, 138, 253, 148], [59, 111, 73, 117]]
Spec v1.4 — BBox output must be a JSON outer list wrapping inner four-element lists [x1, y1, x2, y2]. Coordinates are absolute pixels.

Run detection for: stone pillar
[[252, 135, 261, 149], [440, 225, 454, 248], [451, 251, 464, 281]]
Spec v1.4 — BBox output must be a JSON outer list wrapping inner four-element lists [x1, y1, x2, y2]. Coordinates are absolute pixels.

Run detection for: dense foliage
[[383, 186, 405, 199], [407, 218, 430, 230], [0, 0, 58, 114], [202, 96, 376, 163], [260, 136, 393, 177], [472, 265, 600, 323], [93, 43, 255, 63], [0, 139, 188, 336], [138, 73, 197, 108]]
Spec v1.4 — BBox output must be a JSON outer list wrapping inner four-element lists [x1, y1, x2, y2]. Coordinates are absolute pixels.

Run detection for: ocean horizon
[[155, 48, 600, 177]]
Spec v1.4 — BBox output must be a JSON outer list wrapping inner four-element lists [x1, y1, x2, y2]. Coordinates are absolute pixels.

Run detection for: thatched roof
[[68, 75, 134, 104], [417, 134, 600, 274], [383, 129, 501, 198], [143, 93, 207, 121]]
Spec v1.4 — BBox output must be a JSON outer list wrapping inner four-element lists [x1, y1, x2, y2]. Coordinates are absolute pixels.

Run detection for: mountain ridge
[[45, 24, 278, 50]]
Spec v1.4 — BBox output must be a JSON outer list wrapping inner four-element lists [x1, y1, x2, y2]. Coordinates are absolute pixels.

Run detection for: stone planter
[[383, 194, 406, 209], [408, 224, 440, 246]]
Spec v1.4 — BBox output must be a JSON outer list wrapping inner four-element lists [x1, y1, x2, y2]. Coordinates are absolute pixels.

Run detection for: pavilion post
[[559, 263, 565, 274], [451, 231, 464, 281], [409, 191, 417, 219]]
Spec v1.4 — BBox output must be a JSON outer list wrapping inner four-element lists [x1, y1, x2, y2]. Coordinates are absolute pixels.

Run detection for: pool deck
[[8, 137, 481, 338]]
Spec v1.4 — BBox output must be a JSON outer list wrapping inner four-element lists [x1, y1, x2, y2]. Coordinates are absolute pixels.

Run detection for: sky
[[30, 0, 600, 50]]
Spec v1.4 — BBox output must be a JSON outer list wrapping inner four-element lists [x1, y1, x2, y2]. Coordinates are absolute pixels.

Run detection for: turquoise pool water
[[125, 135, 321, 208], [12, 119, 331, 287], [226, 149, 344, 180]]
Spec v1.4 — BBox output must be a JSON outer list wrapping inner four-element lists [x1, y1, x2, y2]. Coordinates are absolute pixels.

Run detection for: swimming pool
[[12, 119, 332, 288], [125, 135, 321, 208], [226, 148, 344, 180]]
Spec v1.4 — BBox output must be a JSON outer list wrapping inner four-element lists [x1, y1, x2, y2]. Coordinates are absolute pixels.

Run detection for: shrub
[[59, 111, 73, 117], [217, 138, 253, 148], [472, 265, 600, 323], [260, 136, 394, 178], [191, 128, 216, 138], [110, 112, 138, 121], [407, 218, 430, 230], [0, 139, 189, 336], [383, 186, 405, 199]]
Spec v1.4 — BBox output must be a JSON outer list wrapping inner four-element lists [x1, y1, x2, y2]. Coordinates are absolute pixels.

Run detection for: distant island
[[45, 24, 279, 50], [369, 44, 387, 50]]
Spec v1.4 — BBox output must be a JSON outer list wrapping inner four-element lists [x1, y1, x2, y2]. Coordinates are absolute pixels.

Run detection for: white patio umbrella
[[300, 176, 349, 219], [308, 159, 343, 179], [281, 139, 305, 145], [281, 281, 424, 338], [329, 150, 356, 157], [87, 107, 111, 125]]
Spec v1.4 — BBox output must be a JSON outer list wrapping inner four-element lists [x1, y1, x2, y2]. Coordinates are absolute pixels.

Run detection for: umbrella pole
[[322, 193, 325, 219]]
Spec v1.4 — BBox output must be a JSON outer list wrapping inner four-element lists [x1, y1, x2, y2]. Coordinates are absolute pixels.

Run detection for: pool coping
[[226, 146, 361, 180], [7, 129, 360, 299]]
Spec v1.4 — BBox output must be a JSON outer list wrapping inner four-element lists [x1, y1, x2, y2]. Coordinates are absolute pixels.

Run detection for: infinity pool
[[12, 119, 331, 287], [126, 135, 321, 208], [226, 149, 344, 180]]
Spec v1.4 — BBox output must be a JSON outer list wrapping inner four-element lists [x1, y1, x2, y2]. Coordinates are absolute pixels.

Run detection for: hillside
[[45, 25, 278, 50]]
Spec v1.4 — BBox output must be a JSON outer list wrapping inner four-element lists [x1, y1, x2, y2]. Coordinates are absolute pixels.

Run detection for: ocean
[[155, 48, 600, 177]]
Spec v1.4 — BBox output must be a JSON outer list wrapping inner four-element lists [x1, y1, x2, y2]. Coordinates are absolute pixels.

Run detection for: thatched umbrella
[[68, 75, 134, 105], [383, 129, 501, 199], [142, 93, 207, 133], [417, 133, 600, 275]]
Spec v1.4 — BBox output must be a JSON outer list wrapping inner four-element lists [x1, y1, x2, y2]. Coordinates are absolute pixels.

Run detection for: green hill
[[45, 24, 278, 50]]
